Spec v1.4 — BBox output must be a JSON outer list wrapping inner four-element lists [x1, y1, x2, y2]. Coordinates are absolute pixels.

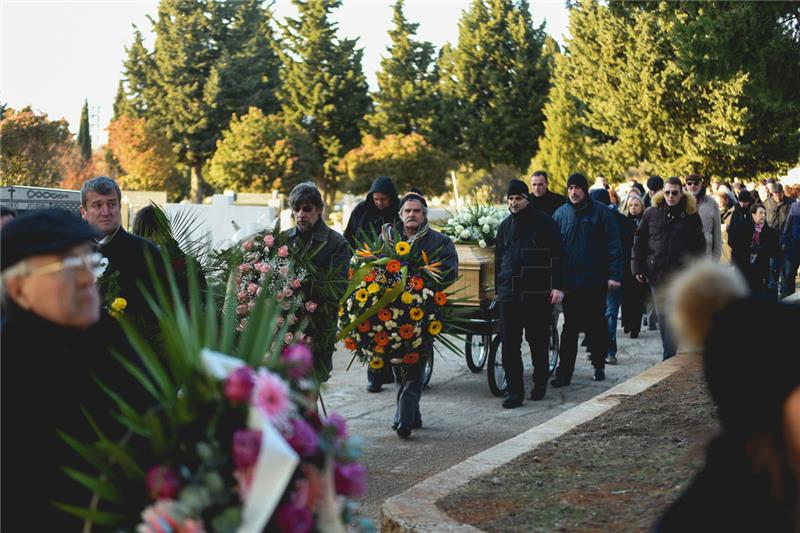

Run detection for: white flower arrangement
[[440, 204, 506, 246]]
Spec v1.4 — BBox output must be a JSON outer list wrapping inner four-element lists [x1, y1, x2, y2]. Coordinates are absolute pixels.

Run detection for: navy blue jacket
[[553, 199, 623, 291]]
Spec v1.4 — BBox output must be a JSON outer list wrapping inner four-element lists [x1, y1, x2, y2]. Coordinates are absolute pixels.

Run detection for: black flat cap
[[1, 209, 100, 271]]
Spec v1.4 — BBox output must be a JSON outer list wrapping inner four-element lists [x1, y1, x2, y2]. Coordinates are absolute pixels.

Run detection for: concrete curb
[[380, 353, 691, 532]]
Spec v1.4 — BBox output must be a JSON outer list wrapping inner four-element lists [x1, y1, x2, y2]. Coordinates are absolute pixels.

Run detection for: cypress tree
[[367, 0, 437, 138], [77, 99, 92, 161], [439, 0, 551, 171], [121, 27, 153, 119], [278, 0, 371, 206]]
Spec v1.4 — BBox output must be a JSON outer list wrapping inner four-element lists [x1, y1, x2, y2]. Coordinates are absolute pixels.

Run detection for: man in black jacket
[[80, 176, 162, 321], [529, 170, 567, 216], [1, 209, 145, 531], [283, 182, 352, 378], [343, 175, 400, 248], [495, 180, 564, 407], [343, 176, 400, 391]]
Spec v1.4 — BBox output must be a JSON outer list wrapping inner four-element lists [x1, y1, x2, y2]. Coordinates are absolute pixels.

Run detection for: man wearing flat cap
[[1, 209, 145, 530], [80, 176, 162, 321], [495, 179, 563, 408]]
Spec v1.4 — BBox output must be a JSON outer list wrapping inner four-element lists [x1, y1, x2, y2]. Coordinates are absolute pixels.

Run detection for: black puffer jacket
[[530, 190, 567, 217], [632, 192, 705, 285], [344, 176, 399, 248], [494, 204, 563, 303]]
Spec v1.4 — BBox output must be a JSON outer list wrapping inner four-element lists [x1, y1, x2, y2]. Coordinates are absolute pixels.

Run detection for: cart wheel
[[548, 317, 560, 376], [422, 351, 434, 389], [487, 335, 507, 397], [465, 333, 490, 373]]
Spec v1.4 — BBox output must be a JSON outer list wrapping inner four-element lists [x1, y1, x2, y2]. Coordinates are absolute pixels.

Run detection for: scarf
[[752, 223, 764, 246]]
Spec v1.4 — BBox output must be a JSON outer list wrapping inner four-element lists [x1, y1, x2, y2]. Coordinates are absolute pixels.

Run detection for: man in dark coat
[[495, 180, 563, 407], [343, 175, 400, 248], [632, 177, 705, 359], [552, 173, 623, 386], [80, 176, 162, 321], [1, 209, 145, 531], [644, 175, 664, 209], [283, 182, 351, 378], [764, 183, 796, 299], [381, 189, 458, 438], [529, 170, 567, 216], [728, 203, 779, 298], [781, 198, 800, 298], [343, 176, 400, 391]]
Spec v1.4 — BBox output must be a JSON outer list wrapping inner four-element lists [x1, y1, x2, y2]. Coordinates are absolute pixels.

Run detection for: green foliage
[[0, 106, 72, 187], [77, 99, 92, 160], [435, 0, 552, 171], [342, 133, 451, 195], [206, 107, 321, 195], [455, 163, 524, 203], [277, 0, 371, 206], [367, 0, 437, 139], [533, 0, 752, 182]]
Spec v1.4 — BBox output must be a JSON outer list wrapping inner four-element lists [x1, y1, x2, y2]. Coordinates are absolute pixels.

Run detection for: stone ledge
[[380, 353, 690, 532]]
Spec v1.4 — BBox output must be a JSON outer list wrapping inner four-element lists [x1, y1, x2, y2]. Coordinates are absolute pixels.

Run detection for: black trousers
[[556, 287, 608, 381], [499, 301, 552, 398]]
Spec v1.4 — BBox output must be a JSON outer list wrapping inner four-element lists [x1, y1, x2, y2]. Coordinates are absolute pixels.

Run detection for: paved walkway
[[324, 323, 664, 525]]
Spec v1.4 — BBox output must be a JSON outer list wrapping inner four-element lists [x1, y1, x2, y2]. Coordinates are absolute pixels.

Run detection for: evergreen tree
[[77, 99, 92, 161], [278, 0, 371, 206], [367, 0, 437, 138], [121, 27, 153, 119], [533, 0, 749, 181], [438, 0, 551, 172]]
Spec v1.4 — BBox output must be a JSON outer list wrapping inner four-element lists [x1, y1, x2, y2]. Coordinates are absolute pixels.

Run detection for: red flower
[[409, 277, 424, 291], [377, 308, 392, 321], [364, 269, 377, 282], [374, 331, 390, 346], [357, 320, 371, 333], [434, 291, 447, 306], [344, 337, 358, 350], [386, 260, 401, 273], [403, 352, 419, 364], [398, 324, 415, 340]]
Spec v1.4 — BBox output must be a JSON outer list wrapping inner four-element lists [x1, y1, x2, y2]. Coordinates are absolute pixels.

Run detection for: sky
[[1, 0, 570, 145]]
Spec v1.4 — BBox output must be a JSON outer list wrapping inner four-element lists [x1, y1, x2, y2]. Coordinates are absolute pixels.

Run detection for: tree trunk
[[191, 164, 205, 203]]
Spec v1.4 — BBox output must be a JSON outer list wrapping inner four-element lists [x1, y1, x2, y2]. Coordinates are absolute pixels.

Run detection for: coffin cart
[[452, 244, 560, 397]]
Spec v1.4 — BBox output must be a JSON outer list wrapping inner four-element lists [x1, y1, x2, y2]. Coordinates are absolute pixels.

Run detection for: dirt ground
[[438, 357, 718, 532]]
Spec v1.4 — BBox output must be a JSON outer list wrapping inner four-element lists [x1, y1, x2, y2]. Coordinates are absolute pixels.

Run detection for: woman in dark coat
[[728, 203, 779, 298], [655, 262, 800, 532], [621, 195, 647, 337]]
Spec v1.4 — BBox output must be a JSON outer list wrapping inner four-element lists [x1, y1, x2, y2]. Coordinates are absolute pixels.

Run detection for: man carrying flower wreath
[[379, 188, 458, 438]]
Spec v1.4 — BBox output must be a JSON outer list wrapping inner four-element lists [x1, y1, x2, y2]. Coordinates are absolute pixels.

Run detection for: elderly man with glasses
[[632, 177, 705, 359], [282, 182, 352, 378], [1, 209, 146, 530]]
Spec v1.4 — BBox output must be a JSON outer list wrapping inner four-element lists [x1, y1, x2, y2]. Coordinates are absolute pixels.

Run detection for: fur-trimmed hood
[[651, 190, 698, 214]]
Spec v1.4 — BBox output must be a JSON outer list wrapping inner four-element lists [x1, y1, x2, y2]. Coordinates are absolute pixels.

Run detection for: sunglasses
[[663, 190, 681, 197], [292, 205, 315, 213], [686, 181, 700, 186]]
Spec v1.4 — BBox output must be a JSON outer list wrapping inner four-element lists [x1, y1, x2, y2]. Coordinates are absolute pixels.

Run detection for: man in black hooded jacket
[[343, 176, 401, 392], [344, 176, 400, 249], [495, 180, 564, 407]]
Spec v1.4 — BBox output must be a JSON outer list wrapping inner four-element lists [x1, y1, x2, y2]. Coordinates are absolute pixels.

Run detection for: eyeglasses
[[25, 252, 104, 278], [663, 190, 681, 197], [292, 205, 314, 213]]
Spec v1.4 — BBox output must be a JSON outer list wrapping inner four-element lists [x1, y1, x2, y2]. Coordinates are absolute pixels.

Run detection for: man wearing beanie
[[494, 180, 564, 407], [645, 175, 664, 208], [552, 173, 623, 385]]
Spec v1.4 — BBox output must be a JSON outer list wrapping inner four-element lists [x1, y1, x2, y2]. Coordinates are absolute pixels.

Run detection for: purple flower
[[275, 502, 312, 533], [224, 366, 255, 403], [146, 465, 181, 499], [232, 429, 262, 470], [325, 412, 348, 441], [287, 417, 319, 457], [281, 344, 313, 379], [334, 462, 367, 498], [253, 369, 290, 421]]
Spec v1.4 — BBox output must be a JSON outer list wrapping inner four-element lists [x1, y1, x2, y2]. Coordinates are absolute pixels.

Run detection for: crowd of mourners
[[1, 170, 798, 530]]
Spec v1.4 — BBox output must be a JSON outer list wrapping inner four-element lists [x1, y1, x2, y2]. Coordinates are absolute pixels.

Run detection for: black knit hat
[[646, 175, 664, 192], [1, 209, 100, 271], [506, 179, 529, 199], [566, 173, 589, 192]]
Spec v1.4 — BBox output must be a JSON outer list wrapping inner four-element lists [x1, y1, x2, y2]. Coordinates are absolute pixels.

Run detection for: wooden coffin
[[452, 244, 495, 306]]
